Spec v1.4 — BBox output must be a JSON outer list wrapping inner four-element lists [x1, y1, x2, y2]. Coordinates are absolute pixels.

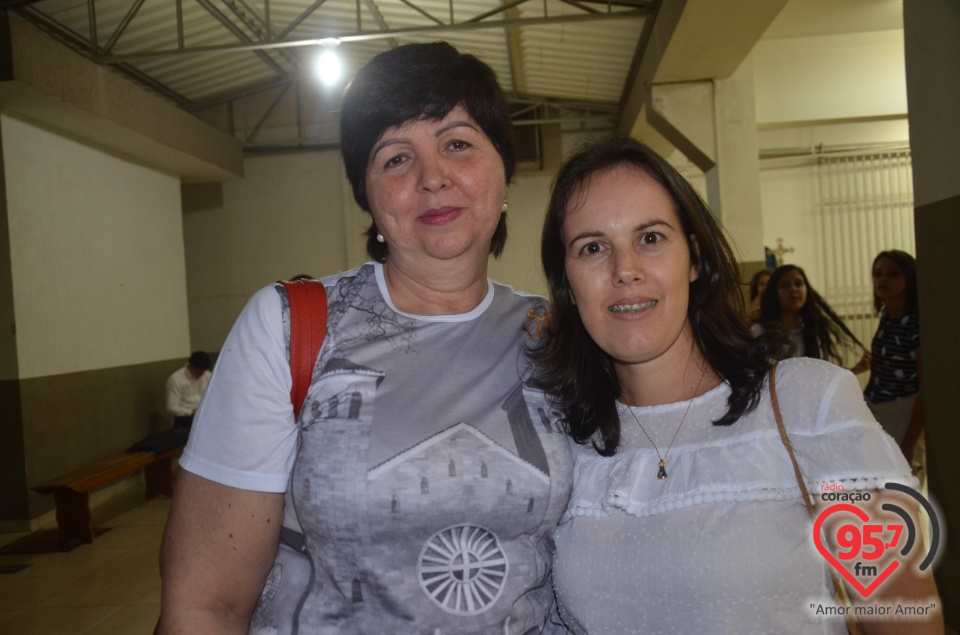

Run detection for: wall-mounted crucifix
[[772, 237, 795, 267]]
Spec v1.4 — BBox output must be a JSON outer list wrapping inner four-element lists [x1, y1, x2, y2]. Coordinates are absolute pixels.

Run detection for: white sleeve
[[781, 359, 915, 491], [179, 285, 298, 493]]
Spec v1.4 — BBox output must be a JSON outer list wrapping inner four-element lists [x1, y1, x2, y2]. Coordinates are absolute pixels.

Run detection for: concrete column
[[647, 54, 765, 266], [903, 0, 960, 625]]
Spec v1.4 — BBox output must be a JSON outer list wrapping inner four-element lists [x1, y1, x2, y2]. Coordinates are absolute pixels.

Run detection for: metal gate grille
[[816, 151, 914, 366]]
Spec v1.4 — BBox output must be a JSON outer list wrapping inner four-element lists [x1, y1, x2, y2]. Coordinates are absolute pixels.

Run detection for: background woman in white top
[[532, 135, 940, 634]]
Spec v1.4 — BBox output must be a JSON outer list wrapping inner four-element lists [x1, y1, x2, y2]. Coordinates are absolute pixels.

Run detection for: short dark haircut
[[758, 264, 864, 364], [530, 135, 786, 456], [339, 41, 514, 263], [188, 351, 211, 371], [872, 249, 918, 314]]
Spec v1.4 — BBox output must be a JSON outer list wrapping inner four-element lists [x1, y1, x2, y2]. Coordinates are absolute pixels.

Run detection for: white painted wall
[[757, 120, 910, 291], [752, 26, 910, 290], [2, 114, 190, 378], [753, 30, 907, 125]]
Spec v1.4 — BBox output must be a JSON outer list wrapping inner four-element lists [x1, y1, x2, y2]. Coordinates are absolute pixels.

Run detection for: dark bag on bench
[[126, 427, 190, 455]]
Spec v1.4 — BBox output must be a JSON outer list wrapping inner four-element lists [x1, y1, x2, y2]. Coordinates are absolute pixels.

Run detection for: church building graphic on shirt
[[279, 348, 569, 632]]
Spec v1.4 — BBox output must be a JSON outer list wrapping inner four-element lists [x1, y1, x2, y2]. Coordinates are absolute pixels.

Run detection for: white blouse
[[551, 358, 914, 634]]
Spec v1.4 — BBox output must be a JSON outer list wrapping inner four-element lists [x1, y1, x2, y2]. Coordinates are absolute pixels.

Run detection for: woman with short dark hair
[[158, 42, 573, 634]]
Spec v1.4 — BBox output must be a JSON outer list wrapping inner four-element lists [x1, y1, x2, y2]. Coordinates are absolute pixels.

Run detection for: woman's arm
[[814, 491, 942, 635], [848, 350, 872, 375], [158, 470, 284, 634], [900, 347, 924, 462]]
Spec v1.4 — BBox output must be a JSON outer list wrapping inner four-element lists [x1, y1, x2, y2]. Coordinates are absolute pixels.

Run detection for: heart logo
[[812, 503, 900, 597]]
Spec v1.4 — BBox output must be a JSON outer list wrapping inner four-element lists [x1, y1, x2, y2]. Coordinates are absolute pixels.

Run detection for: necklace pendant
[[657, 459, 668, 480]]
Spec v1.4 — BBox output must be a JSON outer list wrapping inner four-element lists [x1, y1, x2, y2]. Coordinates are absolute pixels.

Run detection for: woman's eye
[[448, 139, 470, 151], [640, 232, 662, 245], [384, 155, 406, 168], [579, 242, 602, 255]]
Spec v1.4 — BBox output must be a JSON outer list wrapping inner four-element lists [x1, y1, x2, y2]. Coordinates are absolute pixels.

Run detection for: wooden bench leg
[[52, 489, 93, 546], [144, 456, 174, 499]]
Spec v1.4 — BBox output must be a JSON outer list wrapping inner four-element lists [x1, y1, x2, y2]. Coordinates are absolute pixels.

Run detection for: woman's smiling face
[[776, 269, 808, 315], [364, 105, 506, 266], [562, 165, 698, 371]]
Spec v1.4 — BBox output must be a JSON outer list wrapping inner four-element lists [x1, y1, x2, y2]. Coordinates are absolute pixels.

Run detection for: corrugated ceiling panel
[[521, 16, 645, 103], [24, 0, 653, 114]]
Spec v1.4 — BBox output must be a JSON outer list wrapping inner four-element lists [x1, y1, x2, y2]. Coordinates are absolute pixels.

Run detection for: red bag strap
[[278, 279, 327, 420]]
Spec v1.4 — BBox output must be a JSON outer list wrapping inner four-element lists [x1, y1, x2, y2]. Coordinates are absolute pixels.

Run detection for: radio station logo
[[813, 482, 940, 599]]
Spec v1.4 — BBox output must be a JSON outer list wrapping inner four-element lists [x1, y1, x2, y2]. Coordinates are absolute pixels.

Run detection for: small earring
[[501, 201, 508, 213], [376, 233, 385, 243]]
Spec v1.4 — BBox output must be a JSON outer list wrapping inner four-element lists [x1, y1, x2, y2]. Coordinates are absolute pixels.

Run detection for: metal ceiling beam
[[222, 0, 300, 69], [245, 81, 292, 144], [503, 7, 525, 95], [104, 0, 148, 53], [15, 6, 193, 107], [98, 9, 650, 63], [193, 0, 287, 77], [362, 0, 399, 49], [277, 0, 330, 40], [397, 0, 444, 26]]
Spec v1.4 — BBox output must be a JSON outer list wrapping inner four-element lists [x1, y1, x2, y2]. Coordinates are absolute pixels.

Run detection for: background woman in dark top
[[864, 249, 922, 461]]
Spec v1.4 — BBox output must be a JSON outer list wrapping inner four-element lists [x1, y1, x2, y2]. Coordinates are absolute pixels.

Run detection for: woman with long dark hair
[[533, 135, 939, 634], [864, 250, 922, 460], [754, 264, 870, 373]]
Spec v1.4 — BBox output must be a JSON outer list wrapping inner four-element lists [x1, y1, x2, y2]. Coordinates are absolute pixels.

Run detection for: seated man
[[166, 351, 212, 431]]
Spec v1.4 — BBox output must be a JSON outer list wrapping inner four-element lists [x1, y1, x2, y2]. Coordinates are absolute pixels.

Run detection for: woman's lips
[[609, 299, 657, 313], [418, 207, 463, 226]]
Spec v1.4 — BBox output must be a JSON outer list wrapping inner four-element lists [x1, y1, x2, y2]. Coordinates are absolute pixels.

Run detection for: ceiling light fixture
[[314, 43, 342, 87]]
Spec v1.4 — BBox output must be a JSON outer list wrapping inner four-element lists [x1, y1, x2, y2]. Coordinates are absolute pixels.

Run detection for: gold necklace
[[625, 368, 706, 480]]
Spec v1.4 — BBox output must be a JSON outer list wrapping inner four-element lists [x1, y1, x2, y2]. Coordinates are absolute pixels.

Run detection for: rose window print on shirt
[[418, 524, 509, 615]]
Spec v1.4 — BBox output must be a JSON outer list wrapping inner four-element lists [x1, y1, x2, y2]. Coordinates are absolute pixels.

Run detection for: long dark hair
[[749, 268, 774, 302], [339, 42, 514, 263], [530, 135, 787, 456], [758, 264, 865, 364], [872, 249, 918, 314]]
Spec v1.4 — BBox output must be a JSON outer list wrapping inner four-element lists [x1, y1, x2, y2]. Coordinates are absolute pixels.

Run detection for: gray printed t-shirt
[[181, 263, 573, 634]]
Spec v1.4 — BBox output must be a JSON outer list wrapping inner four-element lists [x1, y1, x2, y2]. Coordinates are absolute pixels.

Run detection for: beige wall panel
[[2, 115, 190, 378], [489, 173, 554, 298], [21, 358, 180, 519], [183, 151, 349, 352]]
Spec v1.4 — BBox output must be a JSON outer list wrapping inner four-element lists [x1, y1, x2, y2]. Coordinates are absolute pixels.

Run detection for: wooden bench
[[33, 447, 182, 547]]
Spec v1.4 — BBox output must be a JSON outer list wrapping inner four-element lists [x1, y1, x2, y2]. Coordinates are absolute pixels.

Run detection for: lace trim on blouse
[[562, 363, 916, 521]]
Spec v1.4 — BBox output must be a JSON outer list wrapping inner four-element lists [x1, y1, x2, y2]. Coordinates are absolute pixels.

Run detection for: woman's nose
[[417, 154, 450, 192], [613, 250, 643, 285]]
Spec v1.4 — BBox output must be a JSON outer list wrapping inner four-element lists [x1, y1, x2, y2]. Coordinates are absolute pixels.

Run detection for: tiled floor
[[0, 485, 167, 635]]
